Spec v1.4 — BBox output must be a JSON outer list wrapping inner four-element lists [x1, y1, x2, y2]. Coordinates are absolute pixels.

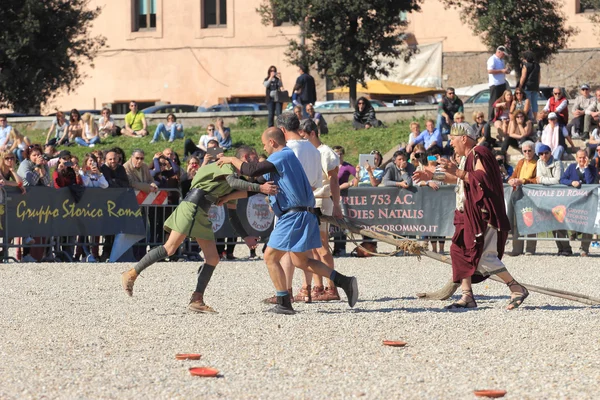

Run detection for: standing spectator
[[45, 111, 69, 146], [501, 110, 534, 153], [507, 141, 537, 256], [98, 108, 119, 138], [264, 65, 284, 128], [495, 151, 513, 183], [566, 84, 594, 139], [75, 113, 101, 147], [537, 87, 568, 133], [353, 97, 382, 130], [510, 88, 533, 121], [66, 109, 83, 145], [0, 115, 12, 151], [518, 51, 541, 116], [294, 65, 316, 117], [487, 46, 510, 120], [183, 124, 222, 159], [8, 128, 31, 162], [352, 150, 384, 187], [150, 113, 183, 143], [123, 101, 148, 137], [407, 119, 442, 153], [559, 150, 596, 257], [215, 117, 231, 150], [492, 90, 514, 140], [332, 145, 355, 257], [383, 151, 415, 189], [584, 88, 600, 138], [306, 103, 328, 134], [437, 88, 464, 136], [534, 144, 569, 256], [537, 113, 569, 160]]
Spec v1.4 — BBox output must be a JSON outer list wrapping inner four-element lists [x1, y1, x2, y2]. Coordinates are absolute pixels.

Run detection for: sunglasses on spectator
[[553, 92, 561, 95], [447, 92, 455, 95], [4, 157, 15, 161], [540, 151, 550, 155], [582, 88, 590, 91], [135, 156, 145, 160], [516, 115, 525, 118], [207, 128, 214, 131]]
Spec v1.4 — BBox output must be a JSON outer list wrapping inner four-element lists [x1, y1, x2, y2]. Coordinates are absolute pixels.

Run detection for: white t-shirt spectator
[[487, 54, 506, 86], [313, 144, 340, 198], [287, 139, 323, 190]]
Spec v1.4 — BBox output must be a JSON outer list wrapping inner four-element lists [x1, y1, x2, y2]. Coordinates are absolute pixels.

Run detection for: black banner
[[209, 194, 275, 238], [341, 186, 456, 236], [1, 187, 145, 237]]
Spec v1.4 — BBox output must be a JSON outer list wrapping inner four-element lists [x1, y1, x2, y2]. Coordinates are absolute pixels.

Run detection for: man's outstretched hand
[[259, 181, 278, 195]]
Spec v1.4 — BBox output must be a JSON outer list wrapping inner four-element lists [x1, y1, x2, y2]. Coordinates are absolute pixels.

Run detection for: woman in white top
[[98, 108, 118, 138], [79, 153, 108, 188], [75, 113, 101, 147], [8, 128, 32, 162], [45, 111, 69, 146]]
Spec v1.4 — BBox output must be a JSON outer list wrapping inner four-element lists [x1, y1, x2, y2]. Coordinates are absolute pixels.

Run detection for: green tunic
[[164, 163, 236, 240]]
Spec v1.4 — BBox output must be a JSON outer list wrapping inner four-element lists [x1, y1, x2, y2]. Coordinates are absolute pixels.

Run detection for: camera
[[42, 154, 51, 161], [64, 161, 73, 167], [414, 153, 421, 159]]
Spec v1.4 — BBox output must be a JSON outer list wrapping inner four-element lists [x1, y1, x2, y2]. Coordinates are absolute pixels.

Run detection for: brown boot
[[188, 292, 217, 314], [311, 285, 326, 301], [322, 286, 341, 301], [121, 269, 138, 297], [263, 288, 293, 304], [293, 285, 312, 303]]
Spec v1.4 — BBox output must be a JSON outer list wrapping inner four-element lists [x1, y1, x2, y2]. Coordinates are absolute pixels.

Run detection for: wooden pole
[[323, 216, 600, 306]]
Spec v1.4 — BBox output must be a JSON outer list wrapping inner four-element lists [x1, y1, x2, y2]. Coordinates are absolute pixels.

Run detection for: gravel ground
[[1, 240, 599, 400]]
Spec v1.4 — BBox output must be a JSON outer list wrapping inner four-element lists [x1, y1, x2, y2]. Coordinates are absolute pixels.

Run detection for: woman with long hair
[[510, 88, 533, 121], [492, 90, 514, 141], [67, 109, 83, 145], [264, 65, 284, 128], [45, 111, 69, 146], [75, 113, 101, 147], [8, 128, 32, 162], [501, 109, 534, 153], [0, 150, 25, 192]]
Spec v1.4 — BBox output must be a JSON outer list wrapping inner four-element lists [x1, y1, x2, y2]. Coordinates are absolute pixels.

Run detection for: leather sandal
[[506, 279, 529, 310], [445, 289, 477, 309], [311, 285, 326, 301], [293, 285, 312, 303], [322, 286, 340, 301]]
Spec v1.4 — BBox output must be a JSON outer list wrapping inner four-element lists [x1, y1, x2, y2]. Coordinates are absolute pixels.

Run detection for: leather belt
[[183, 188, 214, 212], [282, 206, 322, 225]]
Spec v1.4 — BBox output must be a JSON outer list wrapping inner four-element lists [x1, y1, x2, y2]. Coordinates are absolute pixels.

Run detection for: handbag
[[274, 90, 291, 103]]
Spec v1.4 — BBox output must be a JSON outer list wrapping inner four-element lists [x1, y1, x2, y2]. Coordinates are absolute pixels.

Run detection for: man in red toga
[[414, 122, 529, 310]]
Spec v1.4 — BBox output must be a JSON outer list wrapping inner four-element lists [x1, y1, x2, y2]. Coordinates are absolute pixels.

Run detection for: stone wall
[[443, 48, 600, 95]]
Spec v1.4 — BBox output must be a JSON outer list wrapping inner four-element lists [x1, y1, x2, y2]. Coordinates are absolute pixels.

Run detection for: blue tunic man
[[217, 127, 358, 314]]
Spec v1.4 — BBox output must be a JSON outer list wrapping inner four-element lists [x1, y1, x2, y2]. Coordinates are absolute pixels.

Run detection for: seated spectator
[[215, 117, 231, 150], [161, 147, 181, 170], [201, 140, 221, 167], [7, 128, 31, 162], [0, 150, 25, 192], [0, 115, 12, 151], [75, 113, 101, 147], [150, 113, 183, 144], [383, 151, 414, 189], [410, 143, 427, 170], [587, 128, 600, 159], [536, 112, 568, 160], [534, 144, 569, 256], [66, 109, 83, 145], [123, 101, 148, 137], [537, 87, 568, 133], [406, 119, 442, 153], [332, 145, 355, 257], [306, 103, 328, 134], [472, 111, 494, 148], [510, 89, 533, 121], [150, 151, 180, 187], [507, 140, 537, 256], [567, 84, 594, 139], [351, 149, 383, 186], [293, 105, 303, 122], [45, 111, 69, 146], [495, 151, 513, 183], [183, 124, 222, 159], [98, 108, 119, 138], [17, 145, 51, 187], [501, 110, 534, 153], [584, 88, 600, 139], [405, 121, 420, 148], [353, 97, 382, 129], [492, 89, 513, 140], [436, 87, 463, 135], [559, 150, 596, 257]]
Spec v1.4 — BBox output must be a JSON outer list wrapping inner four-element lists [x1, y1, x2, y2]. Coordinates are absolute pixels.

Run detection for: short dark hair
[[298, 64, 308, 73], [332, 145, 345, 155], [235, 145, 253, 159], [299, 118, 318, 135], [523, 51, 535, 63], [276, 112, 300, 132], [393, 150, 408, 161]]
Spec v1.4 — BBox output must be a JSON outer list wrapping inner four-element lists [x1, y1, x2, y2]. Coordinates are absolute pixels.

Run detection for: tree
[[440, 0, 577, 80], [257, 0, 421, 106], [0, 0, 106, 112]]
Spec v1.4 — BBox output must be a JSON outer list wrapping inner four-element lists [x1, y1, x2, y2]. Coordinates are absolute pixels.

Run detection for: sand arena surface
[[1, 242, 599, 399]]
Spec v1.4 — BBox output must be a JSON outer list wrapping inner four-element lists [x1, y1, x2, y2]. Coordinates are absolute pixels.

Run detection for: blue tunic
[[264, 147, 321, 252]]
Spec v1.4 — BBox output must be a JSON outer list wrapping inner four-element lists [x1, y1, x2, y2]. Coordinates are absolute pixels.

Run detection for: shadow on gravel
[[360, 296, 416, 303], [520, 304, 589, 311], [317, 306, 492, 314]]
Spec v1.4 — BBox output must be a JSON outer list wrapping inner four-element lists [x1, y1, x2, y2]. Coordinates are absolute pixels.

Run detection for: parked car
[[203, 103, 268, 112], [47, 109, 102, 117], [141, 104, 199, 114], [312, 99, 391, 110], [464, 86, 571, 105]]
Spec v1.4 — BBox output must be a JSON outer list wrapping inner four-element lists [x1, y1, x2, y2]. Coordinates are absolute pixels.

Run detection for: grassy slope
[[16, 118, 415, 167]]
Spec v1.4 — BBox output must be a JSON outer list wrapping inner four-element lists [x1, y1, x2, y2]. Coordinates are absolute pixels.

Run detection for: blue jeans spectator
[[266, 101, 282, 128], [535, 142, 564, 160], [525, 90, 539, 115], [436, 114, 451, 136], [152, 123, 184, 142], [75, 136, 101, 147], [13, 148, 24, 162]]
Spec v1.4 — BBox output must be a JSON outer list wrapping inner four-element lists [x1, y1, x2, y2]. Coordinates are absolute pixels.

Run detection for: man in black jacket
[[295, 65, 316, 117]]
